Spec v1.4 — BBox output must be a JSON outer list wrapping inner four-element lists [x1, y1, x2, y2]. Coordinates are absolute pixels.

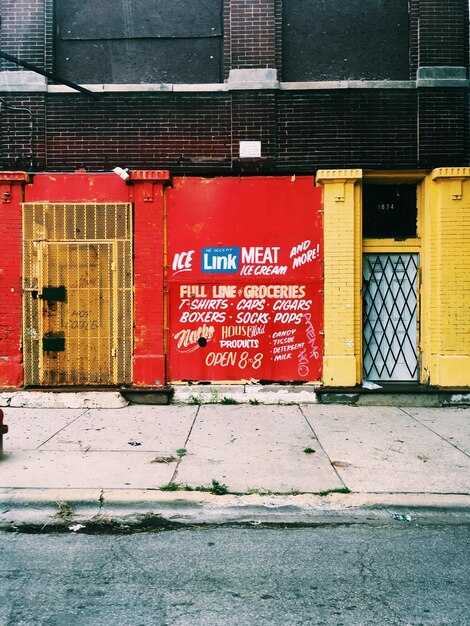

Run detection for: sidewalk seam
[[35, 407, 92, 450], [399, 407, 470, 460], [298, 405, 349, 491], [170, 404, 200, 485]]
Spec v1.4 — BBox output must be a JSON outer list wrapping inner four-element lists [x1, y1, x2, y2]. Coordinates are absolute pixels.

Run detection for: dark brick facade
[[224, 0, 277, 75], [0, 0, 468, 172], [409, 0, 420, 79], [0, 90, 424, 172], [418, 0, 468, 67], [276, 90, 418, 170], [0, 95, 45, 170], [418, 89, 468, 166], [44, 93, 232, 172], [0, 0, 46, 69]]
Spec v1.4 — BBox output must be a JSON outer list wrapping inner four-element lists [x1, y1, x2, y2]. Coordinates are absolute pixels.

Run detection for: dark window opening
[[362, 184, 418, 239], [55, 0, 223, 84], [282, 0, 410, 82]]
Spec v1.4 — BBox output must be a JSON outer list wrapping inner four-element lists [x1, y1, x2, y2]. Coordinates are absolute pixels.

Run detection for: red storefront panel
[[167, 176, 323, 382], [0, 173, 30, 387], [23, 172, 168, 387]]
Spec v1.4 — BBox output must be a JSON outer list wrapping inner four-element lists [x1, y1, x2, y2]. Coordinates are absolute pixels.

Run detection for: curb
[[2, 489, 469, 532], [2, 388, 469, 409]]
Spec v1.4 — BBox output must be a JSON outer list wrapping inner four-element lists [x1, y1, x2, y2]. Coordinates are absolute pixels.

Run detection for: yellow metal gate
[[23, 203, 133, 386]]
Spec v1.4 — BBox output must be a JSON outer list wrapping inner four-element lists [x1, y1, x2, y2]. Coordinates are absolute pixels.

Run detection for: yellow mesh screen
[[23, 203, 132, 386]]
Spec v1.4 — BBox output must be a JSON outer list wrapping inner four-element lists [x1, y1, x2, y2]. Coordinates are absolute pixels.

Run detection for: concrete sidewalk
[[1, 394, 469, 529]]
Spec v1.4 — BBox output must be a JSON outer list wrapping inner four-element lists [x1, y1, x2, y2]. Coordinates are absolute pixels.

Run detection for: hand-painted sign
[[166, 176, 323, 382]]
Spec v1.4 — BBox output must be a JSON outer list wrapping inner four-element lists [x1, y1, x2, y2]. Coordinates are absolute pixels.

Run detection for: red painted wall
[[2, 171, 321, 388], [0, 174, 28, 387], [23, 171, 168, 388], [26, 173, 128, 202], [129, 171, 169, 386]]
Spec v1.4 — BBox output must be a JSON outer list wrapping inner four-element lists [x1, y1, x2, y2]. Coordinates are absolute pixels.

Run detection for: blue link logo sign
[[202, 247, 240, 274]]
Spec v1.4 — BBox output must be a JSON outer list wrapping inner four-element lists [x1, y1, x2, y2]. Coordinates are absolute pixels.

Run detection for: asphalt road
[[1, 525, 469, 625]]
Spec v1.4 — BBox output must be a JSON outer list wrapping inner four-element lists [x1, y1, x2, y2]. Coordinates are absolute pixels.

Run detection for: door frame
[[36, 240, 118, 386], [361, 172, 423, 384], [362, 248, 420, 382], [22, 199, 134, 387]]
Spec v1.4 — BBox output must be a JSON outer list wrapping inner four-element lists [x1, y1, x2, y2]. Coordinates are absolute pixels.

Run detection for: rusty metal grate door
[[363, 253, 419, 382], [23, 203, 133, 386], [38, 242, 114, 385]]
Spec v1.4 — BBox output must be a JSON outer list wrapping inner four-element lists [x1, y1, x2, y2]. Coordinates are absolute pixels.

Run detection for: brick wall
[[1, 1, 468, 77], [0, 1, 468, 173], [131, 176, 168, 386], [0, 177, 25, 386], [418, 89, 468, 166], [418, 0, 468, 67], [409, 0, 419, 78], [276, 90, 418, 170], [224, 0, 277, 76], [0, 88, 467, 172], [231, 92, 277, 160], [422, 170, 470, 386], [0, 96, 45, 169], [318, 171, 362, 386], [0, 0, 46, 70], [43, 94, 232, 171]]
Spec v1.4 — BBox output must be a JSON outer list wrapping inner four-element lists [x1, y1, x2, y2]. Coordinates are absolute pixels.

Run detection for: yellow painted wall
[[316, 170, 362, 386], [421, 168, 470, 386], [320, 167, 469, 389]]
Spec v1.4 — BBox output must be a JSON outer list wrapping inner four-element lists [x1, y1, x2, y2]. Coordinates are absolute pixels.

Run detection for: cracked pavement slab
[[173, 404, 343, 493], [301, 405, 470, 493]]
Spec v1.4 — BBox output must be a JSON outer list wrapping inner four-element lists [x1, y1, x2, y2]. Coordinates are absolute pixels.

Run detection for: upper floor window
[[282, 0, 410, 82], [55, 0, 222, 84]]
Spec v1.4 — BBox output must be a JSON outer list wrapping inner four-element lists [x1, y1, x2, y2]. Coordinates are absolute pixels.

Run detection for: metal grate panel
[[363, 254, 419, 382], [23, 203, 132, 241], [23, 203, 132, 386]]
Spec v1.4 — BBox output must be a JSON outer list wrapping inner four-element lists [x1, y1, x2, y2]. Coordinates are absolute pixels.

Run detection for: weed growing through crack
[[160, 482, 180, 492], [319, 487, 351, 496], [188, 394, 202, 405], [159, 479, 229, 495], [176, 448, 187, 458], [55, 501, 74, 522], [195, 479, 229, 495], [210, 388, 220, 403], [209, 479, 228, 495], [303, 447, 316, 454], [220, 396, 238, 405], [151, 455, 178, 464], [248, 398, 260, 405], [247, 487, 273, 496]]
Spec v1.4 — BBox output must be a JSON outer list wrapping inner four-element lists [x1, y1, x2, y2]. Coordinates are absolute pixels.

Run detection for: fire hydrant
[[0, 408, 8, 456]]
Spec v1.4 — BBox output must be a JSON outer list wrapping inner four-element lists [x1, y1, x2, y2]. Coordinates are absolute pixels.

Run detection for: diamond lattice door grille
[[363, 254, 419, 382]]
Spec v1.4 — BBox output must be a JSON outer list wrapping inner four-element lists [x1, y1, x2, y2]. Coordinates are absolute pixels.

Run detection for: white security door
[[363, 254, 419, 382]]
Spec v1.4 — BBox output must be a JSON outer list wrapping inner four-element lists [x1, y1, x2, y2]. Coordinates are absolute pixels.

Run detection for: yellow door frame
[[317, 169, 426, 387], [421, 168, 470, 386]]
